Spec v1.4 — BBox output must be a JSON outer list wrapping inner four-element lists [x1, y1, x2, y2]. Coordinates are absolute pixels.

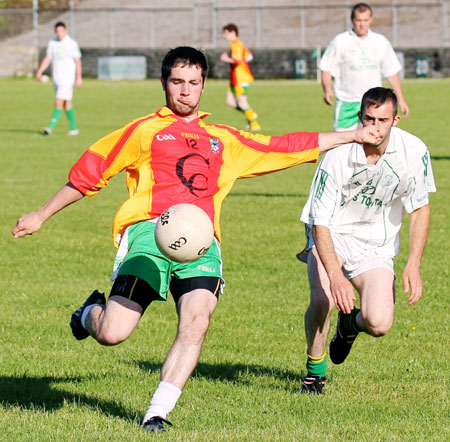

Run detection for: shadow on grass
[[0, 362, 310, 419], [0, 374, 139, 423], [0, 129, 45, 134], [134, 360, 306, 392], [430, 155, 450, 161]]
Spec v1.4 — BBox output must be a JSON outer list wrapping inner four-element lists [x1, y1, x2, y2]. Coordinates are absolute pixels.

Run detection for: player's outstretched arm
[[402, 204, 431, 305], [11, 183, 84, 238], [317, 125, 380, 154], [313, 225, 356, 313]]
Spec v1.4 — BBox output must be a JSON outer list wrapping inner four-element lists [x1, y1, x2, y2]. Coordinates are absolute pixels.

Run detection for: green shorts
[[334, 100, 361, 131], [228, 85, 248, 96], [113, 221, 223, 301]]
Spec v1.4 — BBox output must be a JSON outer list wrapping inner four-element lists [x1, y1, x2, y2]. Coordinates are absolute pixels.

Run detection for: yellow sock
[[244, 108, 257, 122]]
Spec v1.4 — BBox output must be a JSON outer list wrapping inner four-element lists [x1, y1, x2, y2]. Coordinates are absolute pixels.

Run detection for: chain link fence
[[1, 0, 449, 49]]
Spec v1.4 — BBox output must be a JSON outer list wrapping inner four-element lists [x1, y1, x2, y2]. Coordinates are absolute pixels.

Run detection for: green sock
[[342, 308, 362, 334], [306, 352, 327, 377], [48, 108, 62, 129], [65, 108, 77, 130]]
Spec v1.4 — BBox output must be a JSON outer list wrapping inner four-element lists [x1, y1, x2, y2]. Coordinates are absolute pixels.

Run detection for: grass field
[[0, 77, 449, 441]]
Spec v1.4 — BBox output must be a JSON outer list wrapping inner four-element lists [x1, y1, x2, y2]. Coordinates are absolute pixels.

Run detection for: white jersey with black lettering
[[320, 29, 401, 102], [300, 127, 436, 256]]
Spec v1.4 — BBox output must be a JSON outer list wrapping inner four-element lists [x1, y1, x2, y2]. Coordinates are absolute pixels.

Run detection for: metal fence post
[[256, 6, 261, 48], [109, 0, 115, 49], [345, 0, 351, 28], [212, 0, 218, 48], [443, 0, 449, 42], [69, 0, 75, 38], [193, 0, 198, 46], [300, 0, 306, 48], [392, 0, 398, 47], [150, 6, 156, 48], [33, 0, 39, 47]]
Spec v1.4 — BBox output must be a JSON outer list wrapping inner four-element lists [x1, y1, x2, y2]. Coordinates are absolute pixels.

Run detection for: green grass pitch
[[0, 77, 449, 441]]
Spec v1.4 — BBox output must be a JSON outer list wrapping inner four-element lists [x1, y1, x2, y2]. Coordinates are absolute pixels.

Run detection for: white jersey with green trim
[[300, 127, 436, 256], [47, 35, 81, 85], [320, 29, 401, 102]]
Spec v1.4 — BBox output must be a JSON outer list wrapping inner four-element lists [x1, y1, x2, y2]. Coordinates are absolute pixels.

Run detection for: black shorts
[[110, 275, 222, 312]]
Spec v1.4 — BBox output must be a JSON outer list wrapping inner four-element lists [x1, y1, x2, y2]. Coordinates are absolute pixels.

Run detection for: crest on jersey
[[209, 137, 220, 154]]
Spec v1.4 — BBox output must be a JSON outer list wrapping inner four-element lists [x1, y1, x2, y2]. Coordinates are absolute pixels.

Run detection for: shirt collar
[[352, 130, 397, 165], [348, 28, 372, 39], [156, 106, 210, 121]]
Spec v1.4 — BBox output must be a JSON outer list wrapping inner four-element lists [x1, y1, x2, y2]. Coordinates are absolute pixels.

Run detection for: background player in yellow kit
[[220, 23, 261, 131]]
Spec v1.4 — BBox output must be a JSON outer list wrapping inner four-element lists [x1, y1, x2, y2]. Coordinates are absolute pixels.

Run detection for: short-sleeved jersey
[[69, 106, 319, 246], [229, 38, 254, 87], [46, 35, 81, 84], [300, 127, 436, 256], [320, 29, 401, 102]]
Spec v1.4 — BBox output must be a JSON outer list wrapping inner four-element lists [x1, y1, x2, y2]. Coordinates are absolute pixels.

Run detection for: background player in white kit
[[298, 87, 435, 394], [320, 2, 409, 131], [36, 21, 82, 136]]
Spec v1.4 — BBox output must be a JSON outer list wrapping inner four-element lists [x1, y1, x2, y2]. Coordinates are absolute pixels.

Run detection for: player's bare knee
[[191, 313, 211, 338], [179, 314, 211, 345], [363, 315, 393, 337], [368, 325, 391, 337], [94, 327, 129, 346]]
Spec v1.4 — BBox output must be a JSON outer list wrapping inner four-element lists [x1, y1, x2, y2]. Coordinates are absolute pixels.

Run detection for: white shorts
[[54, 82, 74, 101], [304, 227, 394, 280]]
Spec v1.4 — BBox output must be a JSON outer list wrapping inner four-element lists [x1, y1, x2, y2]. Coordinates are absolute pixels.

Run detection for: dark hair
[[222, 23, 239, 36], [54, 21, 66, 30], [361, 87, 398, 115], [351, 3, 372, 20], [161, 47, 208, 83]]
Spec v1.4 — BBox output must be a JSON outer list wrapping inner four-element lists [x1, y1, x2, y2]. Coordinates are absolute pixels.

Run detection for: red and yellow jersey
[[229, 38, 254, 86], [69, 106, 319, 246]]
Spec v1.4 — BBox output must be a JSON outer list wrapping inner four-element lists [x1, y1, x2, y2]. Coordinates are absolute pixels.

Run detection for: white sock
[[142, 381, 182, 423], [80, 304, 97, 329]]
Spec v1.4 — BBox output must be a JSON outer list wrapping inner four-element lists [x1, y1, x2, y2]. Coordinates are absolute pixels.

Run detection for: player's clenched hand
[[399, 99, 409, 118], [402, 264, 423, 305], [329, 274, 356, 314], [323, 90, 334, 106], [220, 52, 233, 63], [11, 211, 45, 238], [355, 124, 381, 145]]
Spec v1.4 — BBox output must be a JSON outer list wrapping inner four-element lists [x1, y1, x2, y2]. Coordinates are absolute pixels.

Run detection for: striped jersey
[[300, 127, 436, 256], [69, 106, 319, 246], [229, 38, 254, 86]]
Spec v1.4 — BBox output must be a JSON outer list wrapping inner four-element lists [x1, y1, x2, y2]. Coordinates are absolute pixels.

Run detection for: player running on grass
[[298, 87, 435, 394], [36, 21, 82, 136], [12, 47, 380, 432], [220, 23, 262, 131]]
